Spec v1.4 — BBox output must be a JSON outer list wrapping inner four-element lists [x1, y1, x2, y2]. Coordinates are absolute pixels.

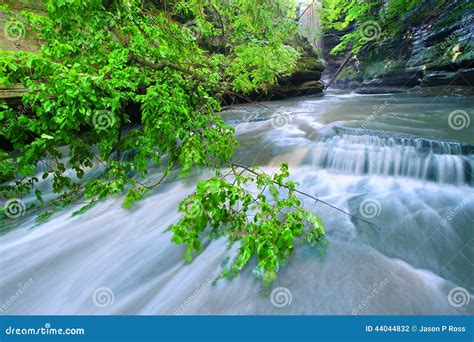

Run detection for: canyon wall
[[325, 0, 473, 94]]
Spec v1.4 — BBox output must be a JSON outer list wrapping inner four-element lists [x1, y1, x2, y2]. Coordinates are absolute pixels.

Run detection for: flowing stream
[[1, 91, 473, 315]]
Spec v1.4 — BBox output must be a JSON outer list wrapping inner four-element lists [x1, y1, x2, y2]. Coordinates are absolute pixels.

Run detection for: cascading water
[[311, 131, 472, 185], [1, 91, 473, 315]]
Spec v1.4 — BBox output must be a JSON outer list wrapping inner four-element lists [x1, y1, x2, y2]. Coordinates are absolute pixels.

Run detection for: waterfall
[[311, 130, 473, 186], [299, 0, 322, 51]]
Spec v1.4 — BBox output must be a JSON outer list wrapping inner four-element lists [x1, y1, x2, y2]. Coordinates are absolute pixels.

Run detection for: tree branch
[[108, 26, 191, 74]]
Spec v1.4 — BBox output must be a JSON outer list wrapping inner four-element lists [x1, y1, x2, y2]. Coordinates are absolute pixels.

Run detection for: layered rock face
[[408, 1, 473, 87], [325, 0, 473, 93], [251, 49, 326, 101]]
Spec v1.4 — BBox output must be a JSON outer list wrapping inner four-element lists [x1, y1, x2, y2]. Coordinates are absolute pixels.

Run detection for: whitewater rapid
[[1, 92, 473, 315]]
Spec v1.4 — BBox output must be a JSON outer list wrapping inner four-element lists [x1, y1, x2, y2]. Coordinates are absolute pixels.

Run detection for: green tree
[[0, 0, 325, 285]]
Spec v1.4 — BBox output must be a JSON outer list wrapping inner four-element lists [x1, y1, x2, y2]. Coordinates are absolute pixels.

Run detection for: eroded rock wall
[[326, 0, 473, 93]]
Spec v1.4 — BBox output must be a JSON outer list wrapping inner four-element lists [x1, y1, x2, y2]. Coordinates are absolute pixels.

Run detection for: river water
[[1, 91, 473, 315]]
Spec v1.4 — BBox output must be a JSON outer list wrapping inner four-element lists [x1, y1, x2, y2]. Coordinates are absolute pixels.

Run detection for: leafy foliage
[[0, 0, 325, 283], [0, 0, 300, 212], [169, 164, 325, 285]]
